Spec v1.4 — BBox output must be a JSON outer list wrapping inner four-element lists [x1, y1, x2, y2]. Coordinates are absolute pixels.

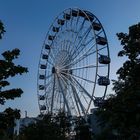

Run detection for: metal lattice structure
[[37, 8, 110, 116]]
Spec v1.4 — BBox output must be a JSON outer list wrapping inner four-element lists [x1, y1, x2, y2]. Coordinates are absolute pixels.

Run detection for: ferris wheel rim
[[37, 7, 110, 115]]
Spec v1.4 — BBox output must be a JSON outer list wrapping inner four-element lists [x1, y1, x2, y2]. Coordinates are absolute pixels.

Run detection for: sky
[[0, 0, 140, 117]]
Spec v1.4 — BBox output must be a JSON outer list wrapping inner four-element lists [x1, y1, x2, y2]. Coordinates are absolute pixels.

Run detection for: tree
[[0, 20, 28, 139], [96, 23, 140, 139], [0, 20, 5, 39], [0, 20, 28, 104], [0, 108, 20, 139], [0, 48, 28, 105], [74, 117, 92, 140], [19, 112, 72, 140]]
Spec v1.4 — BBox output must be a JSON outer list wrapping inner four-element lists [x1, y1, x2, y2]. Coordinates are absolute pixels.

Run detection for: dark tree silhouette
[[0, 20, 5, 39], [0, 48, 28, 105], [74, 117, 92, 140], [96, 23, 140, 139], [0, 21, 28, 105], [0, 107, 20, 139], [0, 20, 28, 139], [19, 112, 72, 140]]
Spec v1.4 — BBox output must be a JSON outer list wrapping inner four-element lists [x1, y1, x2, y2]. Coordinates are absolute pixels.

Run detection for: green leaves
[[0, 20, 6, 39], [20, 112, 72, 140], [2, 48, 20, 61], [96, 22, 140, 139], [0, 20, 28, 139], [0, 48, 28, 105], [0, 108, 20, 138], [117, 23, 140, 61], [0, 88, 23, 104]]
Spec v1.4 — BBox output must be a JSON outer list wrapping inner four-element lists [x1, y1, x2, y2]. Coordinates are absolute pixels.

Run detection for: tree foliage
[[96, 23, 140, 139], [0, 20, 28, 139], [0, 108, 20, 139], [0, 48, 28, 105], [19, 112, 72, 140], [74, 117, 92, 140], [19, 112, 94, 140], [0, 21, 28, 105], [0, 20, 5, 39]]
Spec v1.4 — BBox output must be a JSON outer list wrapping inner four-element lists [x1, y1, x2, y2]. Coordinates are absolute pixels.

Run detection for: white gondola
[[92, 22, 102, 31], [57, 19, 65, 25], [98, 76, 110, 86], [39, 75, 45, 79], [52, 27, 59, 32], [39, 95, 45, 100], [63, 13, 71, 20], [42, 54, 48, 59], [83, 10, 94, 21], [45, 44, 50, 50], [71, 9, 78, 17], [39, 85, 45, 90], [52, 67, 55, 73], [40, 64, 46, 69], [99, 55, 110, 64], [94, 97, 104, 107], [40, 105, 46, 110], [48, 35, 55, 41], [79, 10, 94, 21], [96, 36, 107, 45]]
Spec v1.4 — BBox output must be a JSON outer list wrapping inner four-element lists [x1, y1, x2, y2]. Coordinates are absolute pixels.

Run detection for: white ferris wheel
[[37, 8, 110, 116]]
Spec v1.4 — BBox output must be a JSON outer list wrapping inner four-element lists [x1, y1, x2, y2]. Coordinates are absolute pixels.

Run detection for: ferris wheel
[[37, 8, 110, 116]]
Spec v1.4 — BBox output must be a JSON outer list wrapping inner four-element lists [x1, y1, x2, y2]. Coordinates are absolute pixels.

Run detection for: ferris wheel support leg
[[50, 74, 56, 114], [57, 75, 71, 116], [70, 82, 86, 116], [72, 77, 94, 102]]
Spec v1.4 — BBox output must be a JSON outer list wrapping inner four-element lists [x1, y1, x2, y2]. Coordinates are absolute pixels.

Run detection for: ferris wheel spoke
[[71, 76, 94, 101], [46, 59, 55, 67], [84, 29, 103, 47], [50, 74, 56, 113], [59, 43, 72, 65], [75, 23, 91, 47], [64, 14, 74, 53], [61, 64, 106, 71], [60, 31, 69, 51], [66, 34, 74, 53], [69, 76, 87, 116], [71, 29, 103, 60], [45, 78, 54, 91], [75, 14, 80, 32], [56, 52, 69, 67], [60, 42, 96, 69], [57, 75, 72, 116], [60, 73, 86, 116], [70, 82, 86, 116], [73, 17, 85, 38], [85, 46, 107, 57], [69, 45, 107, 68], [70, 26, 92, 58], [59, 74, 78, 115], [48, 51, 56, 64], [61, 71, 94, 84], [51, 33, 65, 60], [44, 73, 53, 80], [67, 19, 86, 57], [76, 27, 91, 47], [71, 36, 94, 61]]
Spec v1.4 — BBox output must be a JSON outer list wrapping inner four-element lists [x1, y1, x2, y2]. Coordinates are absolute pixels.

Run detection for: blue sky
[[0, 0, 140, 117]]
